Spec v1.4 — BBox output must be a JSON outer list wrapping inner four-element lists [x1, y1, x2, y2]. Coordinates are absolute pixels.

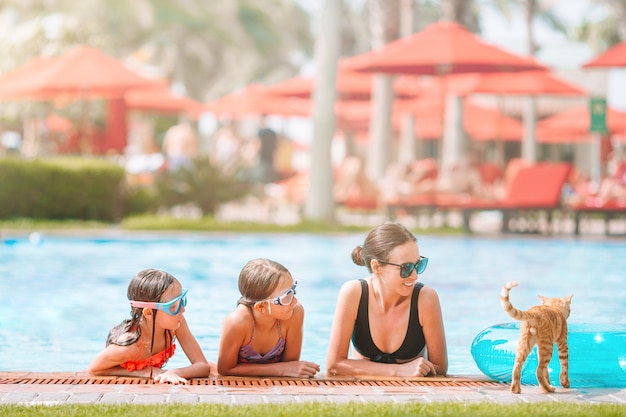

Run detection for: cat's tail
[[501, 281, 532, 321]]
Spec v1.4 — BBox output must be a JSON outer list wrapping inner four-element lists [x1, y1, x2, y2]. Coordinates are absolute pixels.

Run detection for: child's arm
[[218, 305, 319, 377], [154, 315, 213, 383], [87, 343, 154, 378], [279, 303, 304, 361]]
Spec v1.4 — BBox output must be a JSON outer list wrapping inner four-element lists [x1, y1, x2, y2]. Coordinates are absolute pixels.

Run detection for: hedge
[[0, 157, 125, 221]]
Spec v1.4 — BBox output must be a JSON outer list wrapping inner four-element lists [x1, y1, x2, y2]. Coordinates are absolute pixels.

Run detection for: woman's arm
[[418, 286, 448, 375]]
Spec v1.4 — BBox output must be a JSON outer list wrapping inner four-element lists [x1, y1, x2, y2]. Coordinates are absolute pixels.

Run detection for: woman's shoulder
[[340, 278, 367, 293], [416, 284, 441, 307]]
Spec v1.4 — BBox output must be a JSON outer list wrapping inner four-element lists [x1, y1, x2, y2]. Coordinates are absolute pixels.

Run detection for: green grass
[[0, 218, 112, 230], [0, 402, 624, 417], [1, 214, 464, 235]]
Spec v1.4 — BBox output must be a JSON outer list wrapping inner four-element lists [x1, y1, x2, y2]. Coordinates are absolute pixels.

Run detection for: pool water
[[1, 232, 624, 375]]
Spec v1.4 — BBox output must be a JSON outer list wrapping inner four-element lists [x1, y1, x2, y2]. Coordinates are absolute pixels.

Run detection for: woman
[[326, 222, 447, 377]]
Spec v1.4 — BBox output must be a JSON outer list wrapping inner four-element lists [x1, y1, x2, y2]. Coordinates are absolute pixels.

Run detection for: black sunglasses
[[377, 256, 428, 278]]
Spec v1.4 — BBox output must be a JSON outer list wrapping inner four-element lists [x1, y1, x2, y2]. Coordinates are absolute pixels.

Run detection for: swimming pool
[[1, 232, 624, 375]]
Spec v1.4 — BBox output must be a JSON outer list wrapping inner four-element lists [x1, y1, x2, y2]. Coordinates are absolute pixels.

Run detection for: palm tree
[[0, 0, 313, 102], [303, 0, 340, 223], [365, 0, 401, 182]]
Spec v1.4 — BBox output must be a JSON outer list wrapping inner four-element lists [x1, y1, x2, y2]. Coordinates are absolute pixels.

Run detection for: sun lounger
[[569, 198, 626, 235], [435, 162, 573, 233]]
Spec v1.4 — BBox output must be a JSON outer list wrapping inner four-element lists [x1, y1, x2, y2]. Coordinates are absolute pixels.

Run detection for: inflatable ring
[[471, 323, 626, 388]]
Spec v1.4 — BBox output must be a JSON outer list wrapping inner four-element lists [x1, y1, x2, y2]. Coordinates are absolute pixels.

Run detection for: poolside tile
[[66, 392, 103, 403], [99, 393, 135, 404], [32, 392, 71, 404], [2, 392, 38, 403], [357, 395, 395, 403], [323, 394, 362, 403], [230, 395, 268, 404], [293, 395, 331, 403], [132, 393, 167, 404], [389, 394, 430, 403], [261, 394, 298, 403], [197, 394, 233, 404], [168, 393, 200, 403]]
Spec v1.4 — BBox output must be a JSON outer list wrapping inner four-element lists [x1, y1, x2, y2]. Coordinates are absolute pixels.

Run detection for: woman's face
[[377, 240, 421, 295]]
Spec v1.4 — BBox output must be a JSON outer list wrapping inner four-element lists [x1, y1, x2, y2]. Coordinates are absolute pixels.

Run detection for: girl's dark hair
[[351, 222, 417, 273], [106, 269, 176, 347], [237, 258, 290, 307]]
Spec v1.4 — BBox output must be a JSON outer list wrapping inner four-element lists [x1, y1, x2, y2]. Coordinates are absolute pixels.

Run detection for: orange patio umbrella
[[204, 84, 311, 118], [457, 70, 587, 96], [412, 100, 523, 141], [335, 97, 523, 141], [267, 71, 422, 100], [0, 46, 158, 100], [125, 83, 203, 118], [536, 105, 626, 143], [0, 46, 159, 154], [342, 21, 546, 75], [582, 41, 626, 68]]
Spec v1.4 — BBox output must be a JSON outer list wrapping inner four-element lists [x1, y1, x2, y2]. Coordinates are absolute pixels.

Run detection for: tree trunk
[[397, 0, 418, 165], [303, 0, 339, 223], [365, 0, 400, 182], [521, 0, 538, 163]]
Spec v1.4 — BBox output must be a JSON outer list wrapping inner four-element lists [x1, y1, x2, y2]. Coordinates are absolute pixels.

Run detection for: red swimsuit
[[120, 342, 176, 371]]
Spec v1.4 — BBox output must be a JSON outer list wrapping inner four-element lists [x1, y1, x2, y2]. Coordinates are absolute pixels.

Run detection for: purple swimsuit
[[238, 321, 285, 363]]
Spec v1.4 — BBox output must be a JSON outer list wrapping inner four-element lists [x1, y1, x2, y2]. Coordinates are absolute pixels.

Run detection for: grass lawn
[[0, 214, 464, 235], [1, 402, 625, 416]]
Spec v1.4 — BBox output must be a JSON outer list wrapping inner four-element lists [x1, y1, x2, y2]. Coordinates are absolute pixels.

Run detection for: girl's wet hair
[[106, 269, 177, 347], [352, 222, 417, 273], [237, 258, 290, 307]]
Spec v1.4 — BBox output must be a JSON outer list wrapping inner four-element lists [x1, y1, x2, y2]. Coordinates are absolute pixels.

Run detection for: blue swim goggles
[[130, 288, 188, 316]]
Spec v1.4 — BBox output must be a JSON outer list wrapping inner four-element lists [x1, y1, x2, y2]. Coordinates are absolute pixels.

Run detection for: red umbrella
[[0, 46, 157, 100], [204, 84, 311, 118], [125, 83, 203, 118], [335, 97, 523, 141], [582, 41, 626, 68], [412, 100, 523, 141], [536, 105, 626, 143], [267, 72, 422, 100], [0, 46, 160, 154], [457, 71, 587, 96], [342, 21, 546, 75]]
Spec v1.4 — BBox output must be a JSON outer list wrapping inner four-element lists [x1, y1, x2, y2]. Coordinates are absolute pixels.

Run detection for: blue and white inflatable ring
[[471, 323, 626, 388]]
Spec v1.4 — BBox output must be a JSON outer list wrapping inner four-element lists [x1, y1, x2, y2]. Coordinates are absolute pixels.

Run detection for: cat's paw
[[561, 377, 570, 388], [540, 384, 556, 393], [510, 383, 521, 394]]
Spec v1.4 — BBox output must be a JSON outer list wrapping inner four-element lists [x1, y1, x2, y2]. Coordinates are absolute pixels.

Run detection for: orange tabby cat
[[500, 281, 573, 394]]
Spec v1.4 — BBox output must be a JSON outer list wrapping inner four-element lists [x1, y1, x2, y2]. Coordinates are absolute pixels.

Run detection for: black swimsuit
[[351, 279, 426, 363]]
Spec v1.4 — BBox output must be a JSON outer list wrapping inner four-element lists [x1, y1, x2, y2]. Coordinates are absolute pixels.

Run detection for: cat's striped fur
[[501, 281, 573, 394]]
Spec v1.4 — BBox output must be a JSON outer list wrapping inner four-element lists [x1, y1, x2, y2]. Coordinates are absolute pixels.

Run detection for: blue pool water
[[1, 232, 625, 375]]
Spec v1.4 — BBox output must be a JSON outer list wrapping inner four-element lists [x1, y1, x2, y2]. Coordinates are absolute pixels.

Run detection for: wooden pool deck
[[1, 372, 625, 405]]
